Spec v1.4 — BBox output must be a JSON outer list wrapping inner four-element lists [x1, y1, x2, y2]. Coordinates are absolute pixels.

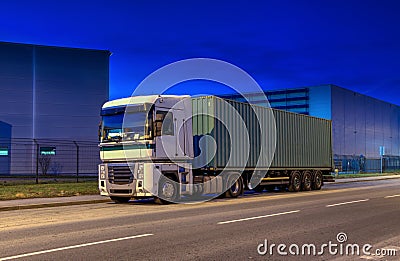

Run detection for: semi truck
[[98, 95, 333, 204]]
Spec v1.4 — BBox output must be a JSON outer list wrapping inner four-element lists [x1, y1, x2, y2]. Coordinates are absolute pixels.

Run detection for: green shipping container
[[192, 96, 333, 171]]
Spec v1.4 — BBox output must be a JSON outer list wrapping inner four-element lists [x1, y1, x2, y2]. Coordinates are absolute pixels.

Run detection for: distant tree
[[38, 155, 52, 176]]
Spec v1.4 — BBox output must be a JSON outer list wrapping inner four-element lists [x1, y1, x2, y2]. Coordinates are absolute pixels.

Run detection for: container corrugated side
[[192, 96, 333, 170], [271, 109, 332, 169]]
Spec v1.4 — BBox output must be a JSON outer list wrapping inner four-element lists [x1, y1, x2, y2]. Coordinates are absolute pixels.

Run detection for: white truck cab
[[98, 95, 194, 203]]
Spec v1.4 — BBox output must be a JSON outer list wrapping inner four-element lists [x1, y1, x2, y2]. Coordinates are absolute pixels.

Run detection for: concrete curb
[[0, 198, 111, 212]]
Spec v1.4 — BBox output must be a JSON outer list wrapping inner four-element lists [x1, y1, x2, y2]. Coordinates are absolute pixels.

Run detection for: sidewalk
[[332, 174, 400, 184], [0, 195, 110, 212], [1, 175, 399, 212]]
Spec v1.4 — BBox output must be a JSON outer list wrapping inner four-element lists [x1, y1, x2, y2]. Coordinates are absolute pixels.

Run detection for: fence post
[[34, 139, 39, 184], [74, 141, 79, 183]]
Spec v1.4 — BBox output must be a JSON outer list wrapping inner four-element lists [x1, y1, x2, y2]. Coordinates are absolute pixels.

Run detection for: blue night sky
[[1, 0, 399, 104]]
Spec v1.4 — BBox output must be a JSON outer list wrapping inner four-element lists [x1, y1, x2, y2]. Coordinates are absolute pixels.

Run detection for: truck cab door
[[154, 109, 178, 159], [154, 108, 190, 160]]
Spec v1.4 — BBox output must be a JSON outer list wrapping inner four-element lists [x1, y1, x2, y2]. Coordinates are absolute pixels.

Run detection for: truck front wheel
[[154, 175, 179, 204]]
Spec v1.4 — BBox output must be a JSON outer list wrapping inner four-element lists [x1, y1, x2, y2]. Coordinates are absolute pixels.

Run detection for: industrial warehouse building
[[1, 41, 398, 176], [221, 85, 400, 172], [0, 42, 110, 176]]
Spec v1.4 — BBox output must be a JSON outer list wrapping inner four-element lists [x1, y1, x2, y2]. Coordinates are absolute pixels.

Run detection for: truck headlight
[[137, 163, 144, 179], [99, 164, 107, 180]]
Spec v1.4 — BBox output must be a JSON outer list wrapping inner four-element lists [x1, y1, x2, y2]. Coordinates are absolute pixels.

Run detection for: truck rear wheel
[[225, 174, 243, 198], [301, 171, 312, 191], [110, 196, 130, 204], [312, 171, 323, 190], [288, 171, 301, 192]]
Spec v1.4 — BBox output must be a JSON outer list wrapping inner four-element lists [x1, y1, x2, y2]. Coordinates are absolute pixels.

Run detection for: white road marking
[[326, 199, 369, 208], [384, 194, 400, 199], [217, 210, 300, 225], [0, 233, 153, 261]]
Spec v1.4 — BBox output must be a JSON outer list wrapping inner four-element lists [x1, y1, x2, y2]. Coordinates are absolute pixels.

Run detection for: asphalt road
[[1, 180, 400, 261]]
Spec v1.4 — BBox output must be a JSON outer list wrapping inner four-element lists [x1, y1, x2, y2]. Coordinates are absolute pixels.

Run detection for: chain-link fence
[[334, 154, 400, 173], [0, 138, 100, 183]]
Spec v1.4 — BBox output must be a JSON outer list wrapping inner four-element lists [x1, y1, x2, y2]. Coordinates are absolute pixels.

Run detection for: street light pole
[[379, 146, 385, 174]]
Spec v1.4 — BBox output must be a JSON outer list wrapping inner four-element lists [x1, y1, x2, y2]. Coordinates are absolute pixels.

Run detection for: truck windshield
[[101, 106, 153, 142]]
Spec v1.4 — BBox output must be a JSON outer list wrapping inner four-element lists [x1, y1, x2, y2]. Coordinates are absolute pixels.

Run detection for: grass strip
[[334, 172, 400, 179], [0, 182, 98, 200]]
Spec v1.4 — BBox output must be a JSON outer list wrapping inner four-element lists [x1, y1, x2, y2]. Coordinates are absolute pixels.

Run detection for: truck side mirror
[[98, 122, 102, 141]]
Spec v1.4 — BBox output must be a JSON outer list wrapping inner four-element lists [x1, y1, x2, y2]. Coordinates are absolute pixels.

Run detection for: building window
[[40, 147, 56, 156]]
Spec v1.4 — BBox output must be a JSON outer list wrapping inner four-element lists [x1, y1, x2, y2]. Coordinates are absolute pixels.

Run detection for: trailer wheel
[[301, 171, 312, 191], [288, 171, 301, 192], [312, 171, 323, 190], [110, 196, 130, 204], [154, 175, 179, 204], [225, 174, 243, 198]]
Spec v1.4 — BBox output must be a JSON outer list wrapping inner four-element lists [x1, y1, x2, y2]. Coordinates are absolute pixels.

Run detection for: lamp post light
[[354, 130, 357, 174]]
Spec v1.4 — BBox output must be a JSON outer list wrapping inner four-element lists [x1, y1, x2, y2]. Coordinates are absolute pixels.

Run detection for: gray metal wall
[[34, 46, 109, 141], [0, 42, 109, 175], [0, 121, 11, 174], [331, 85, 400, 158], [0, 43, 33, 138], [219, 85, 400, 172], [0, 42, 110, 141]]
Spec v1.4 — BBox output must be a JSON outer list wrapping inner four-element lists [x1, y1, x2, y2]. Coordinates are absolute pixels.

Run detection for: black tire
[[155, 175, 179, 204], [288, 171, 301, 192], [225, 174, 244, 198], [110, 196, 130, 204], [301, 171, 312, 191], [312, 171, 323, 190]]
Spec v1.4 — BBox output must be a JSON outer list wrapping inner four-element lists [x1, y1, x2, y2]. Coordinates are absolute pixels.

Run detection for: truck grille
[[108, 165, 134, 185]]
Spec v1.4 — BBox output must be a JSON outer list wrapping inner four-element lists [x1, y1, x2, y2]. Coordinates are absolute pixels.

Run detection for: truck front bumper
[[98, 163, 153, 198]]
